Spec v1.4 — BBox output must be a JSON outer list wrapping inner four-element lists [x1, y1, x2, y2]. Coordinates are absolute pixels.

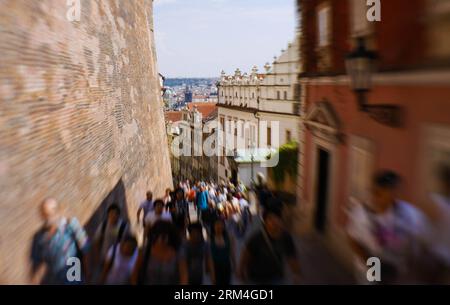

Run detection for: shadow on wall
[[84, 178, 130, 238]]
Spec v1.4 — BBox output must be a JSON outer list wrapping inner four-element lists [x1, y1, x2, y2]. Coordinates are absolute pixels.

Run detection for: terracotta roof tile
[[165, 111, 183, 122], [187, 103, 217, 118]]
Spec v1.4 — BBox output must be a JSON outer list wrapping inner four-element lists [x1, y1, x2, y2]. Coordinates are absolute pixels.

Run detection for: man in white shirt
[[137, 191, 153, 226], [144, 199, 172, 230]]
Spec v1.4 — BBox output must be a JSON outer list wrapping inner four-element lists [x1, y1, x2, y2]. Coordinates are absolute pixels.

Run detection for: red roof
[[165, 111, 183, 122], [187, 103, 217, 119]]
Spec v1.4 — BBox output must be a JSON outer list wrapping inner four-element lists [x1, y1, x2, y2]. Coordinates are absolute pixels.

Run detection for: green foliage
[[269, 141, 299, 187]]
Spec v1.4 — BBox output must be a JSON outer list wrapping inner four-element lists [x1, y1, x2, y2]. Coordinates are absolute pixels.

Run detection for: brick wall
[[0, 0, 172, 283]]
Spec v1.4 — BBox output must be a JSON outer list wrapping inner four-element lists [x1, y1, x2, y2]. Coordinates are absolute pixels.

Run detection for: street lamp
[[345, 37, 377, 111], [346, 37, 403, 127]]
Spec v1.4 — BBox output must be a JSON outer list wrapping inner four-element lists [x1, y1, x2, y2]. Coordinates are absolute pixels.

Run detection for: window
[[317, 5, 331, 47], [252, 92, 255, 99], [267, 127, 272, 146], [250, 125, 256, 146], [235, 92, 238, 98], [286, 130, 292, 142], [284, 91, 288, 100], [277, 91, 281, 100]]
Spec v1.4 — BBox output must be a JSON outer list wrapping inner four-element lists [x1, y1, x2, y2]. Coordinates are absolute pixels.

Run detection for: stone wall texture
[[0, 0, 172, 283]]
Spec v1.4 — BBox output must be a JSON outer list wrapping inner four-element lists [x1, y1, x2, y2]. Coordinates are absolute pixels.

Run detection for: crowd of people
[[29, 167, 450, 285], [30, 175, 301, 285]]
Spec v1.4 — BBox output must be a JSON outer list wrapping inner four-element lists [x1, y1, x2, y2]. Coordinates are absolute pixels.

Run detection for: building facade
[[296, 0, 450, 267], [217, 41, 301, 185], [166, 103, 218, 183]]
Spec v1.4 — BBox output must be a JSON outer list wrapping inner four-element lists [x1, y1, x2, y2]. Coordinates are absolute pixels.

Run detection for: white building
[[217, 40, 301, 185]]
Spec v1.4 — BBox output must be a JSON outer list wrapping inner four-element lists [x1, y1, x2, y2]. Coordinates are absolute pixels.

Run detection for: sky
[[153, 0, 298, 78]]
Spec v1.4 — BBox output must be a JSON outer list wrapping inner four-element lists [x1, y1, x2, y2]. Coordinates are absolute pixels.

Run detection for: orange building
[[296, 0, 450, 265]]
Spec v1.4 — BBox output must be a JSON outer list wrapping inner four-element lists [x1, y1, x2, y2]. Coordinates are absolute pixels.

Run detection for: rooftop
[[164, 111, 183, 123], [187, 102, 217, 119]]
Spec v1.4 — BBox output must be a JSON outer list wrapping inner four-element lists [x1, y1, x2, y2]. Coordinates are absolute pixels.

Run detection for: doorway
[[314, 148, 330, 233]]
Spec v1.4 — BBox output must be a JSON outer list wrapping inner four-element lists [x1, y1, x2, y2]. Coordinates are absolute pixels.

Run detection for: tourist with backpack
[[254, 173, 273, 215], [30, 198, 89, 285]]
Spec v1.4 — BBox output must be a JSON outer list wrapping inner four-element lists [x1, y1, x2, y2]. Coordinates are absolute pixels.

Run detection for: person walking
[[184, 223, 215, 285], [144, 199, 173, 232], [100, 234, 138, 285], [93, 204, 128, 282], [163, 188, 172, 206], [132, 221, 188, 285], [346, 170, 430, 284], [94, 205, 128, 262], [30, 198, 89, 285], [238, 207, 301, 285], [210, 219, 236, 285], [137, 191, 154, 227], [195, 184, 209, 223]]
